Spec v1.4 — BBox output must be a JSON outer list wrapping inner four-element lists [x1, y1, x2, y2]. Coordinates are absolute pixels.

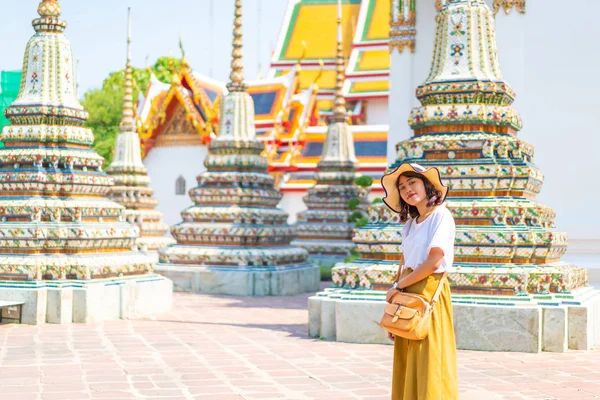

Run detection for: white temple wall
[[365, 98, 389, 125], [144, 146, 208, 228], [279, 192, 307, 224], [493, 2, 600, 239]]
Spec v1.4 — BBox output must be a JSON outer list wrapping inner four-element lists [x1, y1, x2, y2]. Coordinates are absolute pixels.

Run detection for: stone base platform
[[155, 264, 320, 296], [309, 287, 600, 353], [0, 274, 173, 325]]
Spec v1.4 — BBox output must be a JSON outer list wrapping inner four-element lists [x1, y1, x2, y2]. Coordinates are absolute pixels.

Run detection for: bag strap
[[395, 218, 414, 281], [430, 272, 447, 307]]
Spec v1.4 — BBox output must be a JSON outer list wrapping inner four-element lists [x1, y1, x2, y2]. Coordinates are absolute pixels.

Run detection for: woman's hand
[[388, 332, 395, 342]]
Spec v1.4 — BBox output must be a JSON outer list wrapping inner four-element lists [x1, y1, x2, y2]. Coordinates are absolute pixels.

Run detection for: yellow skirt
[[392, 270, 458, 400]]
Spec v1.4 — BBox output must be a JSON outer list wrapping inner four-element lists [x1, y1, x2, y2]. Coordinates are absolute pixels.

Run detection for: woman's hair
[[395, 171, 443, 222]]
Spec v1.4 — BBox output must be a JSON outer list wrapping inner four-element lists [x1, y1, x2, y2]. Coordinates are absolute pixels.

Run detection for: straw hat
[[381, 163, 449, 213]]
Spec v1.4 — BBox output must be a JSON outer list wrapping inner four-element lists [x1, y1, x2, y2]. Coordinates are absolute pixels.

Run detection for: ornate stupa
[[291, 0, 366, 269], [106, 8, 175, 260], [309, 0, 597, 352], [155, 0, 319, 296], [0, 0, 172, 324]]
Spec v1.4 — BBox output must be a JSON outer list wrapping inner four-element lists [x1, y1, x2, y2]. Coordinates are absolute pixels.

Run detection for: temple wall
[[279, 192, 307, 224], [388, 1, 600, 239], [145, 146, 208, 227], [494, 1, 600, 239], [365, 98, 389, 125]]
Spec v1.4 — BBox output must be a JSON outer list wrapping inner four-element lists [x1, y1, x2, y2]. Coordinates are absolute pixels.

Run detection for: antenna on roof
[[209, 0, 215, 77], [257, 0, 262, 79], [75, 59, 80, 98]]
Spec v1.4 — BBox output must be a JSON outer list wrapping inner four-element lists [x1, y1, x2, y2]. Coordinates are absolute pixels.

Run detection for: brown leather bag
[[379, 273, 447, 341]]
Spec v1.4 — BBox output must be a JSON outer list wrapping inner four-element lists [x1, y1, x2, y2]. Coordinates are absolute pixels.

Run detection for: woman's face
[[398, 175, 427, 206]]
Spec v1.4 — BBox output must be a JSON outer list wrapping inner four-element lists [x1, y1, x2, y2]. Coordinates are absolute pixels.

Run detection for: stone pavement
[[0, 289, 599, 400]]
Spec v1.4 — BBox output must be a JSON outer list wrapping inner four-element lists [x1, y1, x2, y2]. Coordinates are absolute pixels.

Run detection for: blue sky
[[0, 0, 288, 93]]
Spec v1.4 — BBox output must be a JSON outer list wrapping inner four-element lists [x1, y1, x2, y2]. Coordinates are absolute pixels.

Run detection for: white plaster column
[[388, 0, 419, 165], [493, 0, 600, 239], [490, 0, 526, 114], [389, 51, 414, 164]]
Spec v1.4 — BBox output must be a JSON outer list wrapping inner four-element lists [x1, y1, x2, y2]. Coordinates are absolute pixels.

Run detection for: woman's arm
[[397, 247, 444, 289]]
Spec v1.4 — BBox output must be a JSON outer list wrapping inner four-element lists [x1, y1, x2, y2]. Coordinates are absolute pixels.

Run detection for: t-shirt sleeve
[[426, 209, 455, 257]]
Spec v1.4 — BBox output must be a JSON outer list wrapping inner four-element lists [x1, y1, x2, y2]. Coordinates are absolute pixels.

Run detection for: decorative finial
[[331, 0, 347, 123], [120, 7, 135, 131], [313, 59, 325, 88], [295, 41, 307, 73], [227, 0, 247, 92], [34, 0, 67, 32], [38, 0, 61, 17], [179, 33, 189, 67]]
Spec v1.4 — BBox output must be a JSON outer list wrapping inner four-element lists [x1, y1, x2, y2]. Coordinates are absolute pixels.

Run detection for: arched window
[[175, 176, 186, 195]]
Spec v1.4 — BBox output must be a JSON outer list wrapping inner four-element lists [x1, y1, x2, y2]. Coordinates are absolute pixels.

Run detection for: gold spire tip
[[38, 0, 61, 17], [331, 0, 347, 122], [227, 0, 247, 92]]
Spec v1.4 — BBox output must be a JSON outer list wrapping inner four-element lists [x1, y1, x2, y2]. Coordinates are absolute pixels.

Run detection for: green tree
[[82, 57, 181, 165]]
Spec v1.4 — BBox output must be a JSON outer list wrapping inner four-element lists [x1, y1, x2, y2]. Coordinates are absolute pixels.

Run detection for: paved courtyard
[[0, 289, 599, 400]]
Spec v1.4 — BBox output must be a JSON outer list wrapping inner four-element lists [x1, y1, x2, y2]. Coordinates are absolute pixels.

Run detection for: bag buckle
[[391, 305, 403, 323]]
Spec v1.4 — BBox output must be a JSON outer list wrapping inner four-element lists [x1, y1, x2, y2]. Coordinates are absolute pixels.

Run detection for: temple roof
[[137, 73, 169, 124], [298, 125, 387, 168], [280, 123, 388, 192], [139, 68, 225, 154], [138, 60, 319, 163], [247, 71, 299, 128], [270, 0, 390, 108], [271, 0, 359, 65], [343, 0, 390, 100]]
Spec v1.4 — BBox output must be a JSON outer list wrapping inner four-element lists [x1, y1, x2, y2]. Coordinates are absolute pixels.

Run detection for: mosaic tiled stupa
[[106, 9, 175, 260], [0, 0, 172, 324], [155, 0, 320, 296], [291, 1, 366, 268], [309, 0, 599, 352]]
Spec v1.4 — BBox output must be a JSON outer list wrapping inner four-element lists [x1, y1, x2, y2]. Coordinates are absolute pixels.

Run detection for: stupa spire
[[154, 0, 319, 297], [0, 0, 172, 324], [227, 0, 246, 92], [410, 0, 521, 136], [331, 0, 347, 123], [291, 0, 363, 266], [106, 8, 175, 256], [8, 0, 84, 124], [317, 0, 357, 169], [329, 0, 586, 300], [214, 0, 256, 141], [120, 7, 135, 132]]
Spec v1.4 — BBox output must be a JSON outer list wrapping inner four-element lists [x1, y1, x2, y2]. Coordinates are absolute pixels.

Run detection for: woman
[[381, 163, 458, 400]]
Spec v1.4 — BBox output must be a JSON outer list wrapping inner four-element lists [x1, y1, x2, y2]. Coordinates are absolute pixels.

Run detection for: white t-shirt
[[401, 205, 456, 273]]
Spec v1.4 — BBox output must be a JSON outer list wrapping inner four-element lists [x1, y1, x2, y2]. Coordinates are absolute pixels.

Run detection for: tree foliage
[[355, 175, 374, 188], [81, 57, 181, 165]]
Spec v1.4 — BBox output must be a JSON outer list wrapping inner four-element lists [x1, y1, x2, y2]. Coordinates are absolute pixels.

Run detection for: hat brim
[[381, 163, 449, 213]]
